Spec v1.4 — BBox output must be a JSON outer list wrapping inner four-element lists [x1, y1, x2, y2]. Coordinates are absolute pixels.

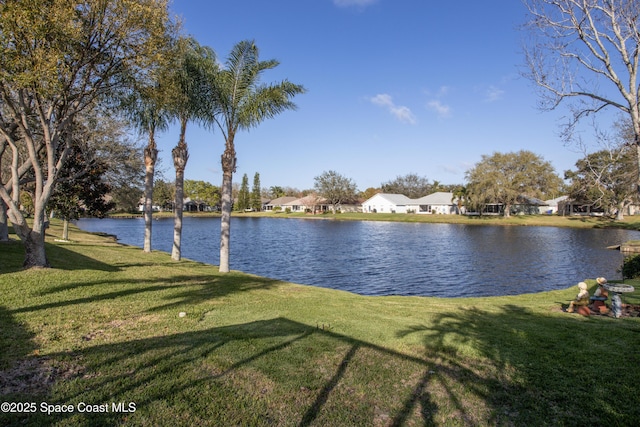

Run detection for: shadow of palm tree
[[16, 274, 281, 315], [398, 304, 640, 425], [2, 317, 441, 426], [3, 307, 639, 426]]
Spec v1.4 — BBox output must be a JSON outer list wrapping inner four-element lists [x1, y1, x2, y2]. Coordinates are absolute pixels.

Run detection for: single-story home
[[539, 196, 568, 214], [362, 193, 413, 213], [557, 199, 640, 217], [282, 195, 329, 213], [362, 192, 460, 214], [409, 192, 461, 214], [466, 195, 548, 216], [364, 192, 552, 216], [138, 197, 215, 213], [264, 196, 298, 211]]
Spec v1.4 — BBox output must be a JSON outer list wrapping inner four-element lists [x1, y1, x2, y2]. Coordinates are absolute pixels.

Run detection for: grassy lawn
[[1, 220, 639, 426]]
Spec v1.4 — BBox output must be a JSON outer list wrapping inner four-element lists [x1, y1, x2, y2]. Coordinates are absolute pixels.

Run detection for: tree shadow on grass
[[1, 317, 440, 426], [15, 274, 281, 315], [0, 305, 63, 410], [0, 240, 119, 274], [3, 308, 639, 426], [398, 304, 640, 426]]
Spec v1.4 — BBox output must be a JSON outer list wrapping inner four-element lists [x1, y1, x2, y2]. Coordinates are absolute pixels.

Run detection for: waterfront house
[[264, 196, 298, 211], [282, 195, 329, 213], [361, 193, 413, 213], [409, 192, 461, 214]]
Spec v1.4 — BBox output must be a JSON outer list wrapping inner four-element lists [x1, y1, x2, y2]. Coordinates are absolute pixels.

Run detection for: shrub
[[621, 254, 640, 280]]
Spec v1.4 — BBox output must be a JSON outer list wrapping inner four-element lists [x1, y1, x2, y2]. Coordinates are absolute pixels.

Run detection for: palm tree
[[168, 38, 217, 261], [206, 40, 305, 272], [125, 83, 172, 253], [452, 186, 467, 215]]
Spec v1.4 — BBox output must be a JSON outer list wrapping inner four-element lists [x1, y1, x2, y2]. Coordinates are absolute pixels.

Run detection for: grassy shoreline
[[1, 221, 639, 426], [111, 210, 640, 230]]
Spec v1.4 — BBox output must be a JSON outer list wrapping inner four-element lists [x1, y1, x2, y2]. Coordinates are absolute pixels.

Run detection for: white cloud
[[485, 85, 505, 102], [427, 100, 452, 119], [333, 0, 378, 7], [370, 94, 417, 124]]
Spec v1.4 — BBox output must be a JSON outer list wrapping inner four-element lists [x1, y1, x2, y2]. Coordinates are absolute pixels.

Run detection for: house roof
[[364, 193, 413, 205], [517, 195, 548, 206], [266, 196, 298, 206], [412, 192, 456, 205], [283, 195, 328, 206], [544, 196, 568, 206]]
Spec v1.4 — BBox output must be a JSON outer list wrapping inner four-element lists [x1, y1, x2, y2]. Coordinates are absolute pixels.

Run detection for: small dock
[[614, 241, 640, 253]]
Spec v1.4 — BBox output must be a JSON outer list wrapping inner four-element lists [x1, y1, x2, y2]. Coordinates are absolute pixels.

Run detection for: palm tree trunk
[[143, 129, 158, 253], [172, 120, 189, 261], [219, 144, 236, 273]]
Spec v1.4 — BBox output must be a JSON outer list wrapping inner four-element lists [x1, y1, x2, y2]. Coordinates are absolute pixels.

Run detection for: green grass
[[1, 221, 639, 426]]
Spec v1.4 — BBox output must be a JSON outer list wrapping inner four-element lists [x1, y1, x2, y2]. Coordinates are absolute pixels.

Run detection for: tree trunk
[[171, 129, 189, 261], [0, 201, 8, 241], [21, 215, 49, 268], [616, 201, 625, 221], [143, 130, 158, 253], [62, 219, 70, 241], [636, 142, 640, 197], [219, 145, 236, 273], [503, 203, 511, 218]]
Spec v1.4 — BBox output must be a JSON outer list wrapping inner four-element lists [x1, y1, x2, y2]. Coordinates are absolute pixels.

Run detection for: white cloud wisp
[[370, 94, 417, 124]]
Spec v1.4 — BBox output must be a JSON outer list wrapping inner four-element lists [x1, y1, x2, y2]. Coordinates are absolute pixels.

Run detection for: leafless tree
[[522, 0, 640, 190]]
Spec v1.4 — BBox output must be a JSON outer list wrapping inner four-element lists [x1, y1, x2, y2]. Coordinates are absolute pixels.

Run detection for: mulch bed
[[559, 304, 640, 317], [610, 304, 640, 317]]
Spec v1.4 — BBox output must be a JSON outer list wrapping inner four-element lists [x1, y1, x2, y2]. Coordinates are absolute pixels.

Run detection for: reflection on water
[[76, 217, 640, 298]]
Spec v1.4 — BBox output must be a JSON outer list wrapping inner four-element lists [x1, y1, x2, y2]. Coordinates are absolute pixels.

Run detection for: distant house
[[184, 198, 214, 212], [362, 193, 413, 213], [282, 195, 329, 213], [363, 191, 552, 216], [467, 195, 548, 216], [512, 195, 548, 215], [264, 196, 298, 211], [137, 197, 214, 213], [362, 192, 459, 214], [409, 192, 460, 214], [556, 197, 640, 217], [540, 196, 568, 214]]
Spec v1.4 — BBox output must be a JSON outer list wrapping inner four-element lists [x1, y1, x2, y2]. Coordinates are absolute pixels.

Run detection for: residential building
[[361, 193, 413, 213]]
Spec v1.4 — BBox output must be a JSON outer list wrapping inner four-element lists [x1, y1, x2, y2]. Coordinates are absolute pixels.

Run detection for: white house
[[409, 192, 460, 214], [361, 193, 413, 213], [539, 196, 568, 214], [362, 192, 460, 214]]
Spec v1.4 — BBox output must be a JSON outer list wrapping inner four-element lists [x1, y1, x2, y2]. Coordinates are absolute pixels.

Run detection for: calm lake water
[[76, 217, 640, 298]]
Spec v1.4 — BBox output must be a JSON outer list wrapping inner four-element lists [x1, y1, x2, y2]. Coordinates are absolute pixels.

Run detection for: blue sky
[[154, 0, 591, 192]]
